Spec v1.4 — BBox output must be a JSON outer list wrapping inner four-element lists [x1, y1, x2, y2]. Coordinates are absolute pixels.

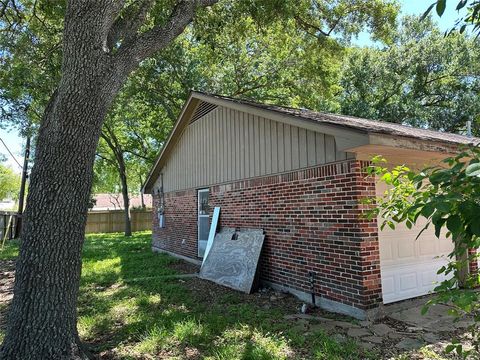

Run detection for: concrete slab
[[371, 323, 393, 336], [395, 338, 424, 351], [347, 328, 372, 338], [363, 335, 384, 344], [199, 228, 264, 293], [388, 303, 473, 332]]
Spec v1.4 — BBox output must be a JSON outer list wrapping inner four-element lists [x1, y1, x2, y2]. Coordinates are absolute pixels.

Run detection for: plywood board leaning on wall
[[199, 228, 265, 293]]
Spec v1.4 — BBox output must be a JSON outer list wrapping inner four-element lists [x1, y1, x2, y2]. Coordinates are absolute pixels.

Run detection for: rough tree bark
[[0, 0, 218, 359]]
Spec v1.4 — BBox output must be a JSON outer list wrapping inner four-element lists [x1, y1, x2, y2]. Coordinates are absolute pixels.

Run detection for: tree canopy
[[1, 0, 401, 199], [3, 2, 479, 195], [340, 15, 480, 134]]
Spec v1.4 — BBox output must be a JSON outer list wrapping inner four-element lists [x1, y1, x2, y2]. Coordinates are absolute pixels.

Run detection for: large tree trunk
[[0, 1, 217, 358], [0, 90, 110, 360], [0, 4, 124, 359]]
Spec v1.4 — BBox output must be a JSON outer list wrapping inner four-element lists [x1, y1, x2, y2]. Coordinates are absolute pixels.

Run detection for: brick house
[[143, 92, 477, 319]]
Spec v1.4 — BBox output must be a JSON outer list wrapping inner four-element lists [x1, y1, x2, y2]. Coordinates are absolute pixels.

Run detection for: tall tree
[[340, 15, 480, 134], [0, 1, 221, 358], [0, 1, 398, 358], [94, 88, 165, 236]]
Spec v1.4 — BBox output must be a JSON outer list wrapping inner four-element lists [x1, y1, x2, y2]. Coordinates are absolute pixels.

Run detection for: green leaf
[[429, 170, 451, 185], [446, 215, 463, 234], [471, 221, 480, 237], [436, 0, 446, 16], [435, 202, 451, 213], [434, 219, 446, 238], [421, 203, 435, 218], [421, 2, 436, 20], [456, 0, 468, 10], [445, 344, 455, 353], [421, 305, 429, 315], [466, 163, 480, 177]]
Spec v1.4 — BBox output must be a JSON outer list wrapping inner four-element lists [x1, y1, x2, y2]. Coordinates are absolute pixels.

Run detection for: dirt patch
[[0, 259, 15, 331]]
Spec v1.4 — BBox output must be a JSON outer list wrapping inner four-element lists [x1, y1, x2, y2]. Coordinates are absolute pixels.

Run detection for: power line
[[0, 137, 22, 169]]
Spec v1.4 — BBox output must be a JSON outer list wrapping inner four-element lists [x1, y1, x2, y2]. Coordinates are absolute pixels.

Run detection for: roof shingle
[[203, 93, 479, 146]]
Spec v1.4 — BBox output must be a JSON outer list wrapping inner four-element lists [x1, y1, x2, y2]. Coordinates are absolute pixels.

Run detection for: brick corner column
[[352, 160, 383, 309]]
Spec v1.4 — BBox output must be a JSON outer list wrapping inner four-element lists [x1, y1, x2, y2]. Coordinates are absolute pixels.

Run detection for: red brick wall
[[152, 190, 198, 259], [469, 248, 478, 275], [152, 159, 382, 310]]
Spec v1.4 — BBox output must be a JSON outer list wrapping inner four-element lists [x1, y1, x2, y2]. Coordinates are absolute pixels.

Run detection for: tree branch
[[115, 0, 218, 71], [124, 149, 153, 161], [106, 0, 154, 52], [294, 15, 330, 38], [95, 152, 116, 166]]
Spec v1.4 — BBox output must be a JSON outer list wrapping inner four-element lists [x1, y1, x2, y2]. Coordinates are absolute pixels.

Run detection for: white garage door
[[376, 181, 455, 304]]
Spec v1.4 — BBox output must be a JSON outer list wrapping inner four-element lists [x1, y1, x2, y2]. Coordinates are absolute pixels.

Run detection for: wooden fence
[[85, 209, 152, 234], [0, 211, 18, 241]]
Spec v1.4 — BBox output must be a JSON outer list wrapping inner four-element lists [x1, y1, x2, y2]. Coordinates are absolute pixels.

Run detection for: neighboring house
[[143, 92, 479, 320], [0, 199, 16, 211], [91, 193, 152, 211]]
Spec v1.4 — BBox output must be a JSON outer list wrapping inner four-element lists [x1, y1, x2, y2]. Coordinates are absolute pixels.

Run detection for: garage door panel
[[381, 275, 395, 299], [397, 241, 416, 259], [421, 269, 438, 287], [418, 238, 436, 256], [381, 262, 451, 303], [377, 180, 454, 304], [379, 241, 394, 261], [399, 273, 418, 291]]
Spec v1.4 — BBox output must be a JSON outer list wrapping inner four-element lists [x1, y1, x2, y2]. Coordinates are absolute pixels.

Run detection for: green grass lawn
[[0, 232, 372, 359]]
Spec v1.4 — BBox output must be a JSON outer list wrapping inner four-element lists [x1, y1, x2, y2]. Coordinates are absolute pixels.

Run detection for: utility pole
[[16, 134, 30, 238]]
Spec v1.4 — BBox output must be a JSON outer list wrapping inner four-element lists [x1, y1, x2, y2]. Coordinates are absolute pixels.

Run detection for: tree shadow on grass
[[78, 233, 368, 359]]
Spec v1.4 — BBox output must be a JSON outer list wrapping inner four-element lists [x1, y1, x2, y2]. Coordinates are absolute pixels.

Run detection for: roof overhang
[[143, 92, 473, 193], [143, 93, 201, 193]]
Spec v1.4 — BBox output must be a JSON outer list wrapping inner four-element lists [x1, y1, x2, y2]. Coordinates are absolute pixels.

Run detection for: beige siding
[[160, 106, 348, 192]]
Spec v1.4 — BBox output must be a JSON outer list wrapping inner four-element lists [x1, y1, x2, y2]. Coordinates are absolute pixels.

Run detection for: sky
[[354, 0, 468, 46], [0, 0, 469, 173], [0, 127, 24, 173]]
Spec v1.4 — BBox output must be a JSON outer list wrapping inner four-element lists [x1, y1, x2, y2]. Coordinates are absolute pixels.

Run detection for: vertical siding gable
[[160, 105, 347, 192]]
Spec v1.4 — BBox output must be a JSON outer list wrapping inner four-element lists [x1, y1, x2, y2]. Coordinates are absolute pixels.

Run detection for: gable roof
[[143, 91, 479, 193], [206, 93, 477, 146]]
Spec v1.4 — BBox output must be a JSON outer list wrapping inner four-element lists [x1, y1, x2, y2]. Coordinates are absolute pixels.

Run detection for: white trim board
[[203, 206, 220, 264]]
